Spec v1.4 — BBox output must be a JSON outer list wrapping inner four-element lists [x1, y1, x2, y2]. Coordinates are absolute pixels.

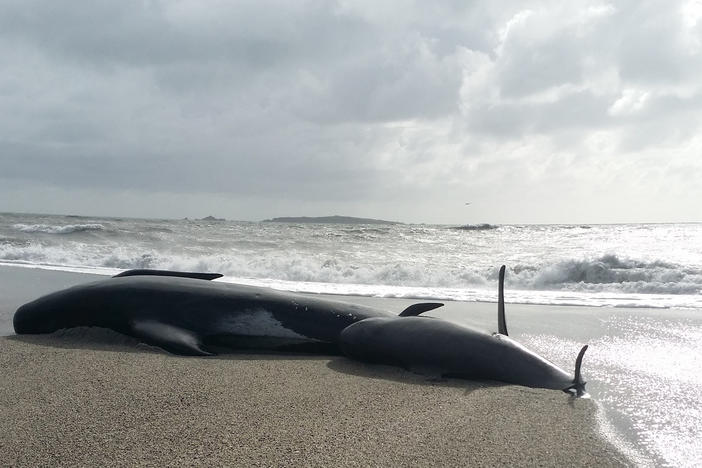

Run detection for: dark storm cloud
[[0, 138, 387, 201], [0, 1, 369, 68], [0, 0, 469, 203]]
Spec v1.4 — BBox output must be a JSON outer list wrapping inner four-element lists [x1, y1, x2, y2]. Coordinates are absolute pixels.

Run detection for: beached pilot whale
[[341, 266, 588, 395], [13, 270, 443, 355], [13, 266, 588, 395]]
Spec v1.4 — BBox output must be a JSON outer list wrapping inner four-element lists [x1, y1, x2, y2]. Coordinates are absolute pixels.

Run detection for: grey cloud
[[0, 1, 376, 71], [288, 44, 463, 123], [2, 1, 468, 125], [464, 90, 613, 137], [0, 139, 387, 201], [611, 1, 694, 84], [488, 1, 702, 98], [497, 30, 587, 98]]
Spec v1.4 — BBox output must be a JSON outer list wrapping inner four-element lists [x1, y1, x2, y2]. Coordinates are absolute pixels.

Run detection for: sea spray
[[12, 223, 106, 234]]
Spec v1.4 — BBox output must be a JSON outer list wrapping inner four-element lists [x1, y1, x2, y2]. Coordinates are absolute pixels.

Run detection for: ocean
[[1, 212, 701, 466], [2, 212, 701, 308]]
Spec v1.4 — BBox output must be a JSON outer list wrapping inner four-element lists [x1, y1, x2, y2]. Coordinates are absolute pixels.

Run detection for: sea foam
[[12, 223, 106, 235]]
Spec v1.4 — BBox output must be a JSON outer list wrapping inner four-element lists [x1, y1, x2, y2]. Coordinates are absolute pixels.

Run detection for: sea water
[[2, 213, 701, 308], [1, 212, 701, 466]]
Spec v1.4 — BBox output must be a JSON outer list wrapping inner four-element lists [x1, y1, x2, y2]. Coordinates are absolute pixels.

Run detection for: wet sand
[[0, 266, 630, 466]]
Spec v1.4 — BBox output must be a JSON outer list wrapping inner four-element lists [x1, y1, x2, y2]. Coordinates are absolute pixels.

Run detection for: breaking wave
[[1, 239, 700, 299], [12, 223, 106, 235], [511, 255, 702, 295]]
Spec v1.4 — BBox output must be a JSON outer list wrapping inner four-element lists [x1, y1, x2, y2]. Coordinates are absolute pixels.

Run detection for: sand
[[0, 266, 630, 466]]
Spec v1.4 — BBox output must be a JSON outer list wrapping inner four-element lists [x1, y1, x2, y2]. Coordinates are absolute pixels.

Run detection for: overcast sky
[[1, 1, 701, 224]]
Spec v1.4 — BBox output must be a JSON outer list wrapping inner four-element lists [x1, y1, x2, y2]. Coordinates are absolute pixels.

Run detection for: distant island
[[262, 215, 400, 225], [190, 216, 226, 222]]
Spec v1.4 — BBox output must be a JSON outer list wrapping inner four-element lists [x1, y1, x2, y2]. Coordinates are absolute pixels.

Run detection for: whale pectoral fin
[[398, 303, 444, 317], [130, 319, 215, 356], [113, 269, 223, 281]]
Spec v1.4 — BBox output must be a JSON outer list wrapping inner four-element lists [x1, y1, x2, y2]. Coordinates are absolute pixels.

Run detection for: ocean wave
[[1, 221, 701, 306], [0, 237, 30, 247], [512, 254, 702, 295], [3, 236, 698, 296], [103, 253, 158, 270], [12, 223, 106, 235]]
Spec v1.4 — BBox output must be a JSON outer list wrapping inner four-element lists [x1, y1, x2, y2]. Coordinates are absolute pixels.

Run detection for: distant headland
[[183, 216, 226, 222], [262, 215, 400, 225]]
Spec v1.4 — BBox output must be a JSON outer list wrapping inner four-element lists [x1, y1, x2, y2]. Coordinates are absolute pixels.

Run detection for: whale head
[[14, 294, 69, 334], [13, 282, 113, 334]]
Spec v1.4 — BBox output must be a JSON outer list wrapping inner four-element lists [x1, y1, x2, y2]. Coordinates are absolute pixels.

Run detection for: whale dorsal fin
[[573, 345, 588, 397], [498, 265, 508, 336], [130, 319, 215, 356], [114, 269, 223, 281], [399, 303, 444, 317]]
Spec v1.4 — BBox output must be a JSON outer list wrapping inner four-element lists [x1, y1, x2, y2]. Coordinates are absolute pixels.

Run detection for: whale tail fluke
[[497, 265, 508, 336], [564, 345, 588, 397]]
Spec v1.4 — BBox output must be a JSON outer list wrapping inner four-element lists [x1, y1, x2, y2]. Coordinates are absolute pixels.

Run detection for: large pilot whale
[[13, 269, 443, 355], [13, 266, 588, 395]]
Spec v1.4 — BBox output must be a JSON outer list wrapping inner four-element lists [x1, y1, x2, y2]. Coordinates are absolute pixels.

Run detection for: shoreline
[[1, 265, 631, 466]]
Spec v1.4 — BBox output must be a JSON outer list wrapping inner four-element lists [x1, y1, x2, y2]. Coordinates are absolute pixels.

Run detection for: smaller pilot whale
[[340, 266, 588, 396]]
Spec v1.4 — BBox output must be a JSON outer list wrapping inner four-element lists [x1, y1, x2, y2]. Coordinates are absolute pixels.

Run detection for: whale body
[[13, 270, 441, 355], [340, 317, 585, 392]]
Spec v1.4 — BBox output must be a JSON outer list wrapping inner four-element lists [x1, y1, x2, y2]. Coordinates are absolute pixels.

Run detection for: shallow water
[[515, 309, 702, 467]]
